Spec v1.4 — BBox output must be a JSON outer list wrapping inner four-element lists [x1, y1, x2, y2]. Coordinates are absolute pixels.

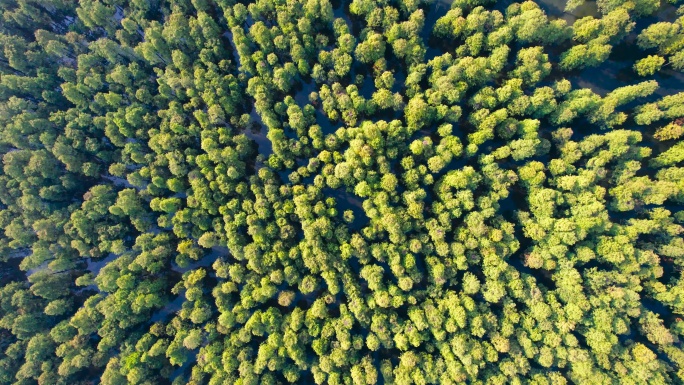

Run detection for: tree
[[355, 33, 386, 64], [559, 36, 612, 70], [511, 46, 551, 85], [634, 55, 665, 76]]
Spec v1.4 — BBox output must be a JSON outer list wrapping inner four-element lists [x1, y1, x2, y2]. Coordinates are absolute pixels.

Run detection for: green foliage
[[636, 16, 684, 71], [635, 55, 666, 76], [654, 122, 684, 141], [0, 1, 683, 384]]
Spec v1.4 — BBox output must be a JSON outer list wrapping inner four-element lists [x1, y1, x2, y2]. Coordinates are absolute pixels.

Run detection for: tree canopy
[[1, 0, 684, 384]]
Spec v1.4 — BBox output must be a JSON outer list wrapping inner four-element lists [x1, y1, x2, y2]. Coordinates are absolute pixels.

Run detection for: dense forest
[[2, 0, 684, 383]]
